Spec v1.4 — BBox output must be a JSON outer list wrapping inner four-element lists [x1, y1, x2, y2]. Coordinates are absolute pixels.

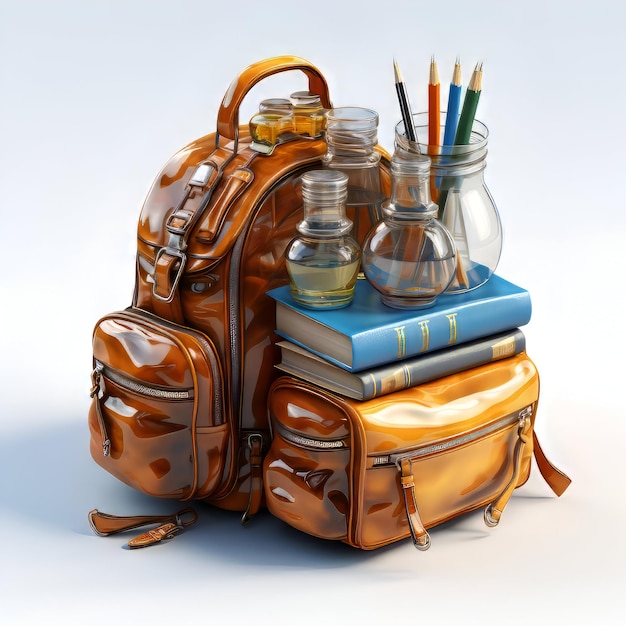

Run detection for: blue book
[[268, 275, 532, 372]]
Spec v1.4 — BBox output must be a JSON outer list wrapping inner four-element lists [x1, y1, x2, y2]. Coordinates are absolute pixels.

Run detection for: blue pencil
[[443, 58, 462, 146]]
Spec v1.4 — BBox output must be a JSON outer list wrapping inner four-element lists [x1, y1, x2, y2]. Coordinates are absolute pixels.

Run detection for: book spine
[[351, 293, 531, 371], [358, 329, 526, 399]]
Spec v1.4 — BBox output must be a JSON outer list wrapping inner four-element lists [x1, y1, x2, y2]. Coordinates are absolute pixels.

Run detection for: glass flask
[[286, 170, 361, 310], [322, 107, 386, 248], [361, 149, 457, 310], [396, 112, 502, 293], [249, 98, 294, 148], [289, 91, 326, 137]]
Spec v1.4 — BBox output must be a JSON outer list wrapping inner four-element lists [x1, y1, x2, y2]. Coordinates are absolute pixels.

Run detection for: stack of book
[[267, 274, 532, 401]]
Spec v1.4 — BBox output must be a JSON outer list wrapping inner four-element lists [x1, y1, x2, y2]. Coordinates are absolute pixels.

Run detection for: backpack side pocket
[[88, 308, 228, 500]]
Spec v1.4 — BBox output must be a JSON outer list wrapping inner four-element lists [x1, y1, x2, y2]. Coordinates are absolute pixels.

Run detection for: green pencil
[[454, 62, 483, 145]]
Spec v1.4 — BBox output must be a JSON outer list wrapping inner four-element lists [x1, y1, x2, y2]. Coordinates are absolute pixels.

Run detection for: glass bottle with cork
[[285, 170, 361, 310]]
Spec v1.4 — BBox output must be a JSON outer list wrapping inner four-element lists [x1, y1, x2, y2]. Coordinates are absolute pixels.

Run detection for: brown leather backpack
[[88, 56, 391, 522]]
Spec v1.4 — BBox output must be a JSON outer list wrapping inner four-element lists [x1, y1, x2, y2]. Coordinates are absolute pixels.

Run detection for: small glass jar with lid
[[249, 98, 294, 148], [289, 91, 326, 137], [286, 170, 361, 309], [361, 150, 457, 309]]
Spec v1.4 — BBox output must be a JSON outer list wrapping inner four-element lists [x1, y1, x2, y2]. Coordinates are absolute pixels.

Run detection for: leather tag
[[127, 522, 181, 549]]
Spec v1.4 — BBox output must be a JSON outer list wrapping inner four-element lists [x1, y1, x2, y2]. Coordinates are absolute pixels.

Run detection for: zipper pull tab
[[90, 362, 111, 457], [241, 433, 264, 525], [398, 458, 431, 550], [127, 521, 182, 548], [484, 405, 533, 527]]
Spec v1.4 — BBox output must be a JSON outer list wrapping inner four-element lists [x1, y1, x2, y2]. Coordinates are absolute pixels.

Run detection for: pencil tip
[[429, 56, 439, 84], [393, 58, 401, 82]]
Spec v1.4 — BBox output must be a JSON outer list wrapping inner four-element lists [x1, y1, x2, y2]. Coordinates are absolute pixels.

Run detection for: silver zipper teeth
[[97, 361, 191, 400], [131, 311, 223, 424], [374, 406, 532, 467], [277, 424, 347, 450]]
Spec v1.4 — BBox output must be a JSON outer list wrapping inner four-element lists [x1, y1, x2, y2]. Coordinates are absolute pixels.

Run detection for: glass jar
[[249, 98, 294, 148], [361, 150, 457, 310], [289, 91, 326, 137], [396, 112, 502, 293], [286, 170, 361, 310], [322, 107, 386, 248]]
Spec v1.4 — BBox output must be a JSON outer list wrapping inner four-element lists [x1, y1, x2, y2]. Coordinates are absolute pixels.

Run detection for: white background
[[1, 1, 624, 624]]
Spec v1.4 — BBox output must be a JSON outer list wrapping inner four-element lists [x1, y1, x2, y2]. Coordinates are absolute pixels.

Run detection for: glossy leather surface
[[264, 354, 539, 549], [89, 309, 229, 500], [96, 56, 392, 510]]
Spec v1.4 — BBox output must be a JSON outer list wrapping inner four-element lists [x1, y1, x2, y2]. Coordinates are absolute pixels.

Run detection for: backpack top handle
[[216, 55, 332, 144]]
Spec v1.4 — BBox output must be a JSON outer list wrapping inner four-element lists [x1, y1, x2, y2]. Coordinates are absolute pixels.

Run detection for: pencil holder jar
[[361, 149, 457, 310], [396, 112, 502, 293]]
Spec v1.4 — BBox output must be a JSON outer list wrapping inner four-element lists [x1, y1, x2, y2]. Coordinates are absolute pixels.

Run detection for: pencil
[[428, 55, 440, 151], [427, 56, 440, 201], [443, 57, 462, 146], [454, 61, 483, 145], [393, 58, 418, 145]]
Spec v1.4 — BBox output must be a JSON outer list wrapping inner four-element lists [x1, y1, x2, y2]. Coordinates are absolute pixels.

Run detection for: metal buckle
[[165, 209, 193, 236], [247, 432, 263, 448], [188, 163, 215, 187]]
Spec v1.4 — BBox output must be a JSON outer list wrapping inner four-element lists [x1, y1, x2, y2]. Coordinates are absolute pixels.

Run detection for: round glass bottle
[[286, 170, 361, 310], [396, 112, 502, 292], [249, 98, 294, 147], [361, 150, 457, 310], [322, 107, 386, 248]]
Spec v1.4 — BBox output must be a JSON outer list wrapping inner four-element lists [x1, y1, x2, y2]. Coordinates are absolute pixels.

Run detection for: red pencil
[[428, 55, 440, 201], [428, 55, 440, 152]]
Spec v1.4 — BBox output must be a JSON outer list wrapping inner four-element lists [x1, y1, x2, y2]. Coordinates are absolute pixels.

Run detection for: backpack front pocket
[[88, 308, 229, 500]]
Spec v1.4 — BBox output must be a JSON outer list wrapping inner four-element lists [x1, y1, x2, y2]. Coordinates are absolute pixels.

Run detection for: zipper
[[273, 420, 349, 450], [227, 155, 328, 435], [116, 309, 224, 426], [371, 405, 533, 468], [396, 404, 534, 551], [95, 360, 193, 400]]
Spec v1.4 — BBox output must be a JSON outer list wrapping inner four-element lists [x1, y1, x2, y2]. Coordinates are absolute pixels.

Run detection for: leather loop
[[399, 458, 431, 550], [532, 431, 572, 497], [217, 56, 332, 141], [196, 167, 255, 243]]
